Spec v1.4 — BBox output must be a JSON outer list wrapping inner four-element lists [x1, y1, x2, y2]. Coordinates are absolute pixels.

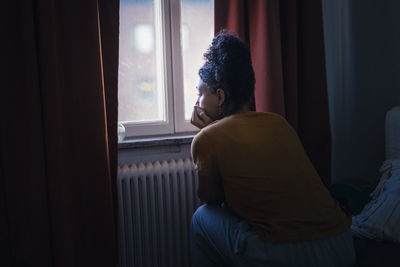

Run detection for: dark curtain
[[0, 0, 119, 265], [215, 0, 332, 186]]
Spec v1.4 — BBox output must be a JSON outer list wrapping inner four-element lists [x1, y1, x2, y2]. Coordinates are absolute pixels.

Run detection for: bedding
[[351, 106, 400, 243]]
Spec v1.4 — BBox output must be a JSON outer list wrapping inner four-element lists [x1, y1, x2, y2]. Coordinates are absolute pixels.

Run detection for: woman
[[190, 30, 355, 267]]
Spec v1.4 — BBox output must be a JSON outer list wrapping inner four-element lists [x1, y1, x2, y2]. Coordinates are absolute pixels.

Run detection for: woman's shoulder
[[226, 111, 289, 125], [249, 111, 286, 121], [192, 118, 229, 146], [194, 111, 291, 139]]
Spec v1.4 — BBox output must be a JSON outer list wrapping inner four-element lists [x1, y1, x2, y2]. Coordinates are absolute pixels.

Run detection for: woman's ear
[[216, 88, 225, 106]]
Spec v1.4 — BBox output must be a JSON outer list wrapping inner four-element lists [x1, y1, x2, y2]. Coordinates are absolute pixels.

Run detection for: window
[[118, 0, 214, 138]]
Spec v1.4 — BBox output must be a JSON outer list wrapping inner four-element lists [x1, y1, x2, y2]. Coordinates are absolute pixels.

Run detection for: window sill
[[118, 133, 196, 149]]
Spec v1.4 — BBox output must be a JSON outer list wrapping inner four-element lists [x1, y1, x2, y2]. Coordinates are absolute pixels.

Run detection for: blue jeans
[[190, 204, 356, 267]]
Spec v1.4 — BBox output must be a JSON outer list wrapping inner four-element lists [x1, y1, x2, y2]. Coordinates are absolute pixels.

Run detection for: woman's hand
[[190, 106, 214, 129]]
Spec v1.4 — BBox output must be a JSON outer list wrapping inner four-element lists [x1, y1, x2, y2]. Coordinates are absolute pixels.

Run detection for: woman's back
[[192, 111, 351, 243]]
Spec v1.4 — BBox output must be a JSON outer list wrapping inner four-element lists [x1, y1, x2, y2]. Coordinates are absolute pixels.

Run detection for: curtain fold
[[0, 0, 119, 265], [98, 0, 120, 237], [215, 0, 332, 186]]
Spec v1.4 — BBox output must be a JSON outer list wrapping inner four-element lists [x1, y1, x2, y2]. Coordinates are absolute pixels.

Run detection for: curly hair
[[199, 30, 255, 116]]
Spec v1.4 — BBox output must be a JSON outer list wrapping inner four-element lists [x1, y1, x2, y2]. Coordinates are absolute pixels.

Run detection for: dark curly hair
[[199, 30, 255, 116]]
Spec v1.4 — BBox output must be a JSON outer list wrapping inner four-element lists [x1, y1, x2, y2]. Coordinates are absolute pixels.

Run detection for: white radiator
[[117, 158, 201, 267]]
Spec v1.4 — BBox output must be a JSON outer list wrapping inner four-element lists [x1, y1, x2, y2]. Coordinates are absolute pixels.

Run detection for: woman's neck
[[220, 104, 251, 120], [237, 104, 250, 113]]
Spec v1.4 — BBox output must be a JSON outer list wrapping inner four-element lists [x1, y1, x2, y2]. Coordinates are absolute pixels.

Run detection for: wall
[[323, 0, 400, 185]]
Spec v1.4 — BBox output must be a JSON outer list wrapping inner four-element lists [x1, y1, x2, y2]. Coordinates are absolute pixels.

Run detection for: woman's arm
[[197, 173, 225, 204]]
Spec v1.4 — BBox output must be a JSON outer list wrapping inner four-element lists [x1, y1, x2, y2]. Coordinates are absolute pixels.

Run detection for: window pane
[[119, 0, 166, 123], [181, 0, 214, 120]]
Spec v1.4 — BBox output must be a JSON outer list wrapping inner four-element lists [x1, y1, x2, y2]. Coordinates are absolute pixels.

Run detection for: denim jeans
[[190, 203, 356, 267]]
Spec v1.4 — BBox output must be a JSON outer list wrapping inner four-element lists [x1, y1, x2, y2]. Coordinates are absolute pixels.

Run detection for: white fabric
[[351, 160, 400, 242], [351, 106, 400, 243]]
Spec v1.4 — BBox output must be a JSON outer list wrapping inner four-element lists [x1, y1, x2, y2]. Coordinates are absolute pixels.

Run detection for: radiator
[[117, 158, 201, 267]]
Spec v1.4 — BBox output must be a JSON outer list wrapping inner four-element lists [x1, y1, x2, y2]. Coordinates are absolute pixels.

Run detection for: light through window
[[118, 0, 214, 138], [181, 0, 214, 120], [119, 0, 165, 124]]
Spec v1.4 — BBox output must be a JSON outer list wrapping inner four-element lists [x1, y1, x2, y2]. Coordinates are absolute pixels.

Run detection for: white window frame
[[121, 0, 209, 139]]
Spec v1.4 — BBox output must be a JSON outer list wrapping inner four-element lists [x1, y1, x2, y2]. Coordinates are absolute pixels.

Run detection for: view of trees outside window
[[118, 0, 214, 124]]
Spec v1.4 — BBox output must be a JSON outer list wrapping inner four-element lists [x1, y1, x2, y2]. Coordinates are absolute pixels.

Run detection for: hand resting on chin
[[190, 106, 214, 129]]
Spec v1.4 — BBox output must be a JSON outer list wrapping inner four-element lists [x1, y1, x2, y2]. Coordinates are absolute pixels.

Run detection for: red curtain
[[215, 0, 332, 186], [0, 0, 119, 266]]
